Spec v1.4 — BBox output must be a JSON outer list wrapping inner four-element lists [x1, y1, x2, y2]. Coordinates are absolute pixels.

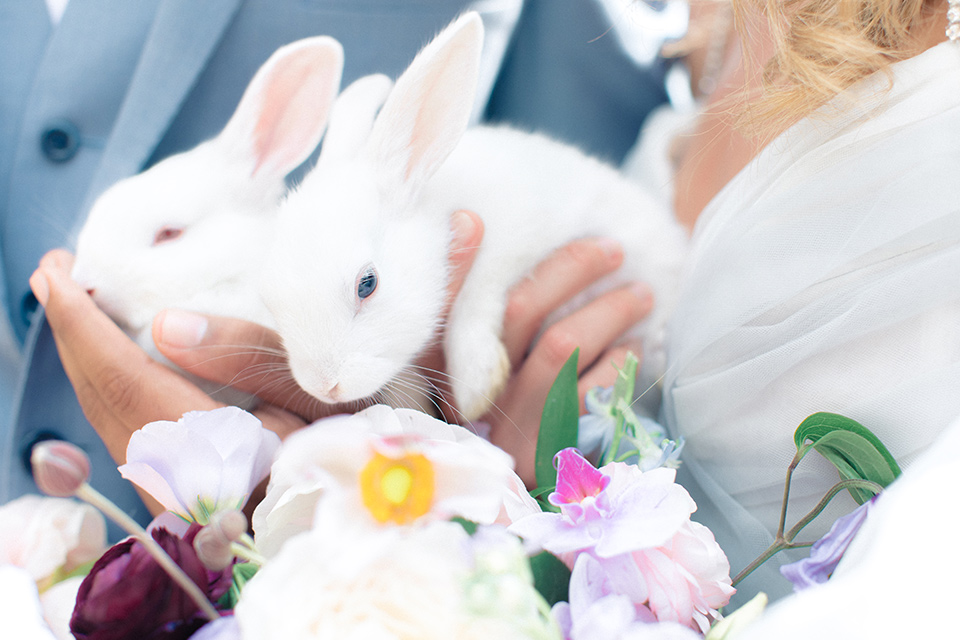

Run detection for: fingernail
[[29, 272, 49, 306], [157, 309, 208, 348], [631, 282, 654, 305], [451, 210, 476, 244], [594, 237, 622, 259]]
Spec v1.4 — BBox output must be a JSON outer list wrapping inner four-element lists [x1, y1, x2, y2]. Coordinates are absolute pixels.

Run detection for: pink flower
[[509, 449, 734, 632]]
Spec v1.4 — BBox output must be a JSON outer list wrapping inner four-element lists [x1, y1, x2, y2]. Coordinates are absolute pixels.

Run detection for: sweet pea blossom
[[252, 405, 539, 556], [552, 554, 701, 640], [510, 449, 733, 632], [780, 498, 874, 592], [0, 495, 106, 588], [119, 407, 280, 523]]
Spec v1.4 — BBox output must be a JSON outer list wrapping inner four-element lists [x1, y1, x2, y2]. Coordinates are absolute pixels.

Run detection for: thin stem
[[785, 479, 882, 541], [734, 475, 881, 587], [732, 540, 787, 587], [76, 483, 220, 621], [230, 542, 267, 567], [777, 445, 811, 539]]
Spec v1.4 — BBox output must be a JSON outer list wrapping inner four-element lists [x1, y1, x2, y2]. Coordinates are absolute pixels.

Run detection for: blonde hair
[[733, 0, 937, 133]]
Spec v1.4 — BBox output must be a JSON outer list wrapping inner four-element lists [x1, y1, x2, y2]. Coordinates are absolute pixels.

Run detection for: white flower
[[0, 565, 58, 640], [237, 494, 557, 640], [252, 405, 538, 556], [38, 577, 84, 640], [119, 407, 280, 523], [0, 495, 105, 586]]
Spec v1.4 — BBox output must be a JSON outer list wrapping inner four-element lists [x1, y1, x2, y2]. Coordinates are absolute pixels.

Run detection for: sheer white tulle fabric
[[657, 42, 960, 600]]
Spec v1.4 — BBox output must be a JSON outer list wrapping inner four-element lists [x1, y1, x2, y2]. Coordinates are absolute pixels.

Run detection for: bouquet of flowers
[[2, 350, 911, 639]]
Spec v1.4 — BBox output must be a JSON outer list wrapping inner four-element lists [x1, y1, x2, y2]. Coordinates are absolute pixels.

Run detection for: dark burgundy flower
[[70, 524, 232, 640]]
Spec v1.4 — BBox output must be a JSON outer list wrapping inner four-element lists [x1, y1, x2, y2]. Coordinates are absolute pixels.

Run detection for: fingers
[[501, 238, 624, 366], [576, 343, 643, 412], [443, 210, 484, 315], [153, 311, 330, 421], [31, 250, 218, 464]]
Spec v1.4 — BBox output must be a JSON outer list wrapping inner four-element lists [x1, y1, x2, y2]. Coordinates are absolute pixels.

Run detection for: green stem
[[230, 541, 267, 567], [777, 445, 810, 539], [733, 478, 882, 587], [784, 479, 882, 541], [732, 540, 787, 587], [76, 483, 220, 621]]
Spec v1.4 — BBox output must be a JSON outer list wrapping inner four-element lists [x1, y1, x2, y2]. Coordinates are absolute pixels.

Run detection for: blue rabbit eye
[[357, 268, 378, 300]]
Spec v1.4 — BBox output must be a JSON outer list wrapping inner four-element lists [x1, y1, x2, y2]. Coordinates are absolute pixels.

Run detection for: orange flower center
[[360, 449, 435, 525]]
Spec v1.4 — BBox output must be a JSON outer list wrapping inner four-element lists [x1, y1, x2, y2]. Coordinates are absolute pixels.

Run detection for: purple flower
[[780, 498, 875, 592], [70, 525, 231, 640]]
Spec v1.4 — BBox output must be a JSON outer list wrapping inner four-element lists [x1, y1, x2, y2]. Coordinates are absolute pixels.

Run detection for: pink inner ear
[[252, 47, 340, 178], [404, 36, 477, 183]]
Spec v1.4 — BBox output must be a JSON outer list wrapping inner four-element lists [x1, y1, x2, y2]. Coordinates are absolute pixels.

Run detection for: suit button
[[40, 120, 80, 162], [20, 292, 39, 327]]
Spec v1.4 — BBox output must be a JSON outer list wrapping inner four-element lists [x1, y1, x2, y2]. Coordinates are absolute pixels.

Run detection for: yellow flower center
[[360, 449, 435, 525]]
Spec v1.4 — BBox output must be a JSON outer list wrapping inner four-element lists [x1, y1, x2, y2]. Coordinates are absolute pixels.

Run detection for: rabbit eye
[[153, 227, 183, 246], [357, 267, 378, 300]]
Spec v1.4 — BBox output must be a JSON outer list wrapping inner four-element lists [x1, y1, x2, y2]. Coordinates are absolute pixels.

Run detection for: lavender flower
[[780, 498, 875, 591]]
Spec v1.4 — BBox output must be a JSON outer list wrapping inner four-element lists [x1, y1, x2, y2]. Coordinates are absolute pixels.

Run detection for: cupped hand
[[481, 238, 654, 486], [30, 249, 222, 466]]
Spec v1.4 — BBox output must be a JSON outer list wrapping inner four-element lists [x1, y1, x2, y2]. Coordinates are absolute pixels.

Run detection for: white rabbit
[[71, 36, 346, 405], [261, 13, 689, 421]]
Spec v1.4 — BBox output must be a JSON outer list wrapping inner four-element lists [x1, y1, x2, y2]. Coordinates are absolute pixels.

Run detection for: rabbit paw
[[449, 335, 511, 422]]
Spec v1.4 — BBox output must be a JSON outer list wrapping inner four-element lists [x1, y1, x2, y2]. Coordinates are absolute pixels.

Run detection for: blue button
[[40, 120, 80, 162], [20, 291, 38, 327]]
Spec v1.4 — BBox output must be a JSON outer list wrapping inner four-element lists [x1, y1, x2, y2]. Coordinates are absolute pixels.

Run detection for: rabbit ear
[[219, 36, 344, 180], [366, 12, 483, 199], [318, 73, 394, 168]]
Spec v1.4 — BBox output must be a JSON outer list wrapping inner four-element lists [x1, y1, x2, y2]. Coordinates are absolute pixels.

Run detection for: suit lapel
[[82, 0, 243, 214]]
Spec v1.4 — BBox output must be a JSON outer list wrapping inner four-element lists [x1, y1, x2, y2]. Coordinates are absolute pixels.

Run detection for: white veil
[[660, 42, 960, 601]]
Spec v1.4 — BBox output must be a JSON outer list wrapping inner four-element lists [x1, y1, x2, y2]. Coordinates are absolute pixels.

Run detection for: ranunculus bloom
[[780, 498, 874, 591], [70, 525, 231, 640], [0, 495, 106, 587], [119, 407, 280, 523], [510, 449, 733, 632], [252, 405, 539, 556]]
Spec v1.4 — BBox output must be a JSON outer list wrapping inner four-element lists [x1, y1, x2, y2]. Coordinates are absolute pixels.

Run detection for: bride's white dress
[[630, 42, 960, 601]]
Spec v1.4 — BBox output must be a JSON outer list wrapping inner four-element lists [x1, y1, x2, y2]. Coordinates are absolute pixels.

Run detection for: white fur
[[262, 13, 689, 420], [71, 36, 346, 405]]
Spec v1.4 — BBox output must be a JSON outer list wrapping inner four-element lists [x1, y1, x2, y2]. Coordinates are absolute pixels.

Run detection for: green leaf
[[793, 412, 901, 504], [529, 551, 571, 606], [218, 562, 259, 610], [450, 516, 479, 535], [535, 348, 581, 491]]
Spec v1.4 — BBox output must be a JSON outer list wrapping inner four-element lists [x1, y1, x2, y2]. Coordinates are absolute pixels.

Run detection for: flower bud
[[194, 510, 248, 572], [31, 440, 91, 497]]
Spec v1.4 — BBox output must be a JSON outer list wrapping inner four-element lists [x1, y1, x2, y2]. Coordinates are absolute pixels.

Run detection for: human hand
[[480, 239, 654, 486], [29, 249, 222, 468]]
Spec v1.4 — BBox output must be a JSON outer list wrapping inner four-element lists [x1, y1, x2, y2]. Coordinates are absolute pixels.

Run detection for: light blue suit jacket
[[0, 0, 667, 533]]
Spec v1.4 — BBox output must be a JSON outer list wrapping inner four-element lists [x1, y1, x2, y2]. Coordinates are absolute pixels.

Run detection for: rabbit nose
[[324, 382, 342, 401], [85, 288, 95, 297]]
